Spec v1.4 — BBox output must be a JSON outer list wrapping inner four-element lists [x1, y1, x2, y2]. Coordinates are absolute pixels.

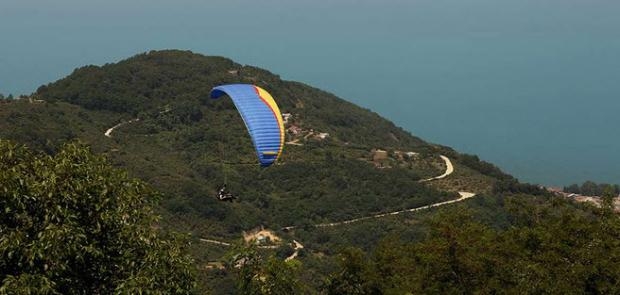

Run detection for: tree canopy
[[0, 140, 195, 294], [323, 197, 620, 294]]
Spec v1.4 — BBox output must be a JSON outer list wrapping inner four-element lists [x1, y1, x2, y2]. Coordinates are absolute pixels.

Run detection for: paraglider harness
[[217, 184, 235, 202]]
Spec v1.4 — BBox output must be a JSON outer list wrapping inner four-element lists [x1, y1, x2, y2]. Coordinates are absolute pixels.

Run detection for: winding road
[[201, 155, 477, 261], [306, 191, 476, 228], [420, 155, 454, 182], [104, 118, 139, 138], [285, 240, 304, 262], [103, 111, 474, 261], [200, 239, 231, 247], [281, 191, 475, 231]]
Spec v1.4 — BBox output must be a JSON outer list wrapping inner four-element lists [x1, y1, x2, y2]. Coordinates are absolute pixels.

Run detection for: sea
[[1, 0, 618, 186]]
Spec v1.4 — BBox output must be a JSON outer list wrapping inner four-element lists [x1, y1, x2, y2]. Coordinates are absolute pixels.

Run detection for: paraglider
[[209, 84, 285, 201], [210, 84, 285, 167], [217, 184, 235, 202]]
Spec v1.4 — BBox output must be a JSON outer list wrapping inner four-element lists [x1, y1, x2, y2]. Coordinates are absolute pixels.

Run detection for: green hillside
[[1, 50, 502, 234], [0, 50, 561, 293]]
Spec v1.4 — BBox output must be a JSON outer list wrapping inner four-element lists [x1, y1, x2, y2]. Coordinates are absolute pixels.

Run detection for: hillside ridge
[[0, 49, 574, 293]]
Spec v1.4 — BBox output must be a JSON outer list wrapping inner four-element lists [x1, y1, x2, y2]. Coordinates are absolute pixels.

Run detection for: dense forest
[[1, 50, 618, 294], [223, 194, 620, 294], [322, 196, 620, 294]]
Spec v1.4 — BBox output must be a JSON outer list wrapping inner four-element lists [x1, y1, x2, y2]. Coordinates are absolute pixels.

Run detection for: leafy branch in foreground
[[0, 140, 195, 294]]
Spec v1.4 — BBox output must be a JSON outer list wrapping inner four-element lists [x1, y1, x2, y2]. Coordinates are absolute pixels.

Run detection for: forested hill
[[35, 50, 426, 149], [4, 50, 619, 294], [0, 49, 528, 235], [0, 49, 542, 291]]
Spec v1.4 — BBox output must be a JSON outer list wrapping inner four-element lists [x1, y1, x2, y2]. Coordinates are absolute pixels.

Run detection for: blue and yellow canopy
[[210, 84, 285, 167]]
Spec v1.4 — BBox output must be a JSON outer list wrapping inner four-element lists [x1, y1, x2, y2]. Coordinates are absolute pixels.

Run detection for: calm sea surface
[[1, 0, 619, 186]]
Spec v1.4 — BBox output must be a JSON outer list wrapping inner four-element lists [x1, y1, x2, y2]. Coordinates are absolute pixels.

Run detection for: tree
[[581, 181, 599, 196], [325, 247, 375, 295], [0, 141, 195, 294], [564, 183, 581, 194], [601, 185, 617, 211]]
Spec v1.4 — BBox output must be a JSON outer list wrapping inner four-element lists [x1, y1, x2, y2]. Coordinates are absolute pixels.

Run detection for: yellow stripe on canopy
[[255, 86, 285, 160]]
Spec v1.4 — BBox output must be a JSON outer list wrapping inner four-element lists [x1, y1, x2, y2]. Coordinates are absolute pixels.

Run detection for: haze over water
[[1, 0, 619, 186]]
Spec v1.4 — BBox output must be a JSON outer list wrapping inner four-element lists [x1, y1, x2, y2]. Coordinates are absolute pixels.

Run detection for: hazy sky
[[1, 0, 619, 185]]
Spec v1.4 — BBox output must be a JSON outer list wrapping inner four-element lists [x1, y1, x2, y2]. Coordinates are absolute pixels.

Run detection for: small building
[[372, 149, 388, 162], [28, 97, 45, 103]]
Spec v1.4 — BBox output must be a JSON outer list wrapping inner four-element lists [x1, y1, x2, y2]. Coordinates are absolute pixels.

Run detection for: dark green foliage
[[0, 140, 195, 294], [325, 196, 620, 294], [601, 185, 617, 211], [453, 151, 549, 196], [36, 51, 231, 114], [3, 50, 607, 293], [35, 50, 428, 149], [493, 178, 551, 196], [325, 248, 377, 295], [225, 244, 306, 295], [0, 50, 460, 241], [457, 153, 512, 180], [564, 181, 620, 196], [0, 99, 120, 155]]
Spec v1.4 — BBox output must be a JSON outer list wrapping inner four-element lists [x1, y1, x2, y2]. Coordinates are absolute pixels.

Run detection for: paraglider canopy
[[210, 84, 285, 167]]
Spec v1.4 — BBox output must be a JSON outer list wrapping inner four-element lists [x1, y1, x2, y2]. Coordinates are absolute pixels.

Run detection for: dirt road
[[420, 155, 454, 182]]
